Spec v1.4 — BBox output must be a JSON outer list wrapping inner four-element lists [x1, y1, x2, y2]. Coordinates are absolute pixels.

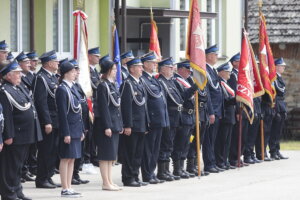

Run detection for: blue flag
[[113, 25, 122, 88]]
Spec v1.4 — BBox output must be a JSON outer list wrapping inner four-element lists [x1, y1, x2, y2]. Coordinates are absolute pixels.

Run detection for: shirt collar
[[42, 67, 54, 76], [144, 71, 153, 77], [276, 72, 281, 77], [130, 74, 140, 83], [90, 65, 96, 70], [63, 80, 73, 88]]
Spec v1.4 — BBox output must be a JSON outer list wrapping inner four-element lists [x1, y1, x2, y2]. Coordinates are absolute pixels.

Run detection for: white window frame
[[56, 0, 73, 59], [178, 0, 190, 59]]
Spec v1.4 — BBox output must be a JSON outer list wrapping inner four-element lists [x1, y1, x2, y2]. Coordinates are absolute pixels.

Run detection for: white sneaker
[[61, 189, 82, 198], [82, 163, 98, 174]]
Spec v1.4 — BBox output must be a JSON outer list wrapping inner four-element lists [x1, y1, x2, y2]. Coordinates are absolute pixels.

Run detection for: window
[[179, 0, 189, 51], [10, 0, 31, 52], [53, 0, 73, 56], [207, 0, 222, 56]]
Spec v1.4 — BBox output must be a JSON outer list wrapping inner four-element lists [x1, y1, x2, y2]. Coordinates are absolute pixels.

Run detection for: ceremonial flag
[[259, 10, 276, 104], [236, 29, 264, 123], [112, 25, 122, 88], [186, 0, 207, 90], [149, 8, 161, 60], [73, 10, 93, 116]]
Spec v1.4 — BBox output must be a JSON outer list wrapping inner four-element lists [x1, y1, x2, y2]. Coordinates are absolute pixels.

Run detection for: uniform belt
[[169, 105, 183, 112], [183, 108, 194, 114]]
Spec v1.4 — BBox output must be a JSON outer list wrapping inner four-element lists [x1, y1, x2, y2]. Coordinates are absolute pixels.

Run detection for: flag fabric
[[259, 11, 276, 104], [236, 29, 264, 123], [73, 10, 93, 119], [185, 0, 207, 90], [112, 25, 122, 88], [149, 9, 162, 60]]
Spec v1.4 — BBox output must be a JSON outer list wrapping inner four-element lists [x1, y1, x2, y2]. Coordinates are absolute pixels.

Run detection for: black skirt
[[97, 130, 120, 161], [59, 138, 81, 159]]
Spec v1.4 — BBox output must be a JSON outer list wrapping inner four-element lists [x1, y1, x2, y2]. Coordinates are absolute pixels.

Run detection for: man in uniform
[[0, 61, 42, 200], [156, 58, 182, 181], [203, 45, 224, 173], [140, 52, 168, 184], [120, 50, 134, 80], [120, 58, 148, 187], [26, 51, 39, 82], [269, 58, 289, 160], [0, 40, 9, 63], [16, 52, 32, 94], [215, 62, 236, 170], [33, 50, 61, 188], [172, 60, 198, 178]]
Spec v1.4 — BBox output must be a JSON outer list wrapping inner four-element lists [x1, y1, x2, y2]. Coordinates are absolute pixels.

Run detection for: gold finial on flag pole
[[258, 0, 263, 8]]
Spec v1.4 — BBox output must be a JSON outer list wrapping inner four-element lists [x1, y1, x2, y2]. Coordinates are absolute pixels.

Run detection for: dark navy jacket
[[33, 67, 59, 129], [157, 74, 183, 128], [206, 64, 224, 118], [73, 82, 90, 131], [90, 66, 100, 98], [0, 81, 42, 144], [96, 80, 123, 133], [174, 73, 198, 126], [55, 81, 84, 139], [0, 104, 4, 144], [274, 74, 287, 113], [121, 66, 129, 80], [120, 75, 148, 133], [220, 79, 236, 125], [141, 71, 169, 128]]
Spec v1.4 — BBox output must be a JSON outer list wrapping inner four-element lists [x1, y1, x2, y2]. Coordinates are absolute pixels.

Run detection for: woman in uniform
[[56, 61, 85, 197], [94, 59, 123, 191]]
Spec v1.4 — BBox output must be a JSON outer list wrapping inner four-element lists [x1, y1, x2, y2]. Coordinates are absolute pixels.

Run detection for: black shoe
[[271, 153, 280, 160], [244, 158, 255, 164], [71, 178, 81, 185], [77, 178, 89, 184], [136, 180, 148, 186], [264, 156, 272, 161], [201, 171, 209, 176], [123, 180, 141, 187], [48, 178, 61, 187], [23, 173, 35, 182], [154, 177, 165, 183], [36, 181, 56, 189], [215, 166, 225, 172], [17, 194, 32, 200], [27, 172, 35, 177], [205, 168, 219, 173], [145, 178, 159, 184], [217, 165, 228, 170], [277, 152, 289, 159], [252, 157, 263, 163], [21, 178, 26, 183]]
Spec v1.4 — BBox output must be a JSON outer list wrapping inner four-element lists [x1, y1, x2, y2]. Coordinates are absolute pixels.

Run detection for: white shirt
[[43, 67, 54, 76], [130, 74, 140, 83], [63, 79, 73, 88]]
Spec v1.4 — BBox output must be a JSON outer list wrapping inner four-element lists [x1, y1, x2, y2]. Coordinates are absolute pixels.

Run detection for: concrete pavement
[[22, 150, 300, 200]]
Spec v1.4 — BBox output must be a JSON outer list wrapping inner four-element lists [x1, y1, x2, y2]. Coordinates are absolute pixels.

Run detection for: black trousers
[[269, 113, 285, 154], [121, 132, 145, 183], [203, 118, 220, 170], [215, 122, 234, 167], [171, 125, 193, 161], [36, 128, 59, 183], [141, 127, 163, 181], [158, 127, 177, 162], [0, 144, 30, 200], [229, 117, 249, 164], [244, 116, 261, 158], [187, 121, 207, 159]]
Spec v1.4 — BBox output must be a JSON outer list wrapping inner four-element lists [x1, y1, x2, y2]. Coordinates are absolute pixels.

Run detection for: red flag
[[236, 30, 264, 123], [186, 0, 207, 90], [259, 11, 276, 104], [149, 9, 161, 61]]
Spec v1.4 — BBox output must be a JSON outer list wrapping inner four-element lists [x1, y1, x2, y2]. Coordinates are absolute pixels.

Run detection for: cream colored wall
[[85, 0, 101, 49], [0, 0, 11, 44]]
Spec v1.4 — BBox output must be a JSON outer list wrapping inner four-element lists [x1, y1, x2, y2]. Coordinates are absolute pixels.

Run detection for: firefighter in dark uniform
[[245, 97, 263, 163], [88, 47, 100, 166], [203, 45, 224, 173], [227, 53, 250, 167], [215, 62, 236, 170], [0, 40, 9, 63], [120, 50, 134, 80], [156, 57, 182, 181], [269, 58, 289, 160], [33, 50, 61, 188], [0, 104, 3, 153], [69, 59, 90, 185], [120, 58, 149, 187], [186, 75, 212, 176], [172, 60, 198, 179], [0, 61, 42, 200], [140, 52, 168, 184]]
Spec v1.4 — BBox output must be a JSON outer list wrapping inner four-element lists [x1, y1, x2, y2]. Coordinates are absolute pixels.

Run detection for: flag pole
[[258, 0, 265, 161], [195, 91, 201, 178]]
